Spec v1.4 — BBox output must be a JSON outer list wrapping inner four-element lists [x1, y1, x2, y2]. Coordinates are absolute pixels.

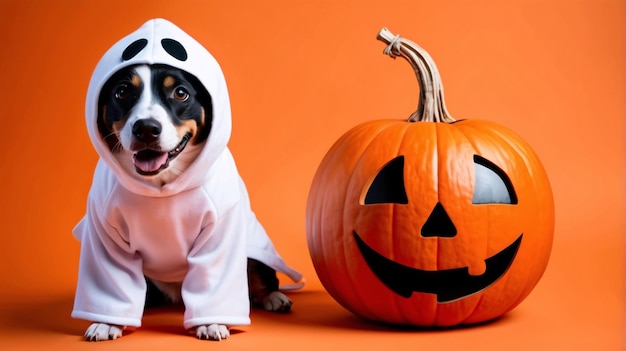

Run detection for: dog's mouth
[[133, 133, 192, 176]]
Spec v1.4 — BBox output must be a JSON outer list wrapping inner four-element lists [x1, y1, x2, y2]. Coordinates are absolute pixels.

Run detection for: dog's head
[[97, 64, 212, 184]]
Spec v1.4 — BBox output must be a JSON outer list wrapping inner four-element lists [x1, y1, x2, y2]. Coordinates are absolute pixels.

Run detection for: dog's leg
[[145, 278, 183, 307], [145, 277, 174, 309], [196, 324, 230, 341], [84, 323, 124, 341], [247, 258, 292, 313], [260, 291, 293, 312]]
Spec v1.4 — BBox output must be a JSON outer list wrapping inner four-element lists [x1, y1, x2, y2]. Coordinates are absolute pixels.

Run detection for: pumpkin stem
[[377, 28, 456, 123]]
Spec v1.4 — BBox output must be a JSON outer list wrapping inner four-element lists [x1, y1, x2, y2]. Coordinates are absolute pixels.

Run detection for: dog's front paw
[[262, 291, 292, 313], [196, 324, 230, 341], [84, 323, 124, 341]]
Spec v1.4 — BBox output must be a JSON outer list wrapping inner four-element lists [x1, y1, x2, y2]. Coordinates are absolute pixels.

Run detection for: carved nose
[[132, 119, 162, 143], [421, 202, 457, 238]]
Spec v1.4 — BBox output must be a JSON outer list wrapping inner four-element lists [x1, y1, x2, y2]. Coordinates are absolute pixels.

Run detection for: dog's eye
[[173, 87, 190, 102], [114, 84, 132, 100]]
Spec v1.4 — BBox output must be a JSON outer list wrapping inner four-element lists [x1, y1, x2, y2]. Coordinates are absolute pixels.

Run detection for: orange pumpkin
[[305, 28, 554, 326]]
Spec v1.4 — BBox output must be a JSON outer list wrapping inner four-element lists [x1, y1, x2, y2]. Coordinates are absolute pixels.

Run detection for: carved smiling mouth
[[133, 133, 191, 176], [353, 231, 523, 303]]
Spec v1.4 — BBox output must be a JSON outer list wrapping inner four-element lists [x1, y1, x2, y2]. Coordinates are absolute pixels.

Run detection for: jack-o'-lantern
[[305, 28, 554, 326]]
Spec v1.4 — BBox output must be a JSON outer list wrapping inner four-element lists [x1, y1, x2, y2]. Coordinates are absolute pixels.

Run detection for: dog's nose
[[132, 119, 162, 143]]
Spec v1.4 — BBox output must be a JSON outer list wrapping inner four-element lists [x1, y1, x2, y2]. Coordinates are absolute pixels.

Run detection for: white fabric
[[72, 18, 302, 329]]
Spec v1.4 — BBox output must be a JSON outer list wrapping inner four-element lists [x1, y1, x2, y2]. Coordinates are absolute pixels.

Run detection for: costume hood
[[85, 19, 231, 197]]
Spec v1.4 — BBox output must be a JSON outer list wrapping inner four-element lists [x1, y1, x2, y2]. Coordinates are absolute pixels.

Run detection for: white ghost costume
[[72, 19, 303, 330]]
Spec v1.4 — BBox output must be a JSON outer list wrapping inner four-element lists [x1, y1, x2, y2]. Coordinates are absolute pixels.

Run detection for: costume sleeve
[[181, 203, 251, 329], [71, 196, 146, 328]]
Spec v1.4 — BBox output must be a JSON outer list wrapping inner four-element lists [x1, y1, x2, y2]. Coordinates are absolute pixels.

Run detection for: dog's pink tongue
[[134, 152, 168, 173]]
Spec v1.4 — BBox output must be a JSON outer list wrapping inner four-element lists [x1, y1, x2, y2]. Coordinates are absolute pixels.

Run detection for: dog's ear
[[97, 91, 122, 152], [193, 82, 213, 145], [96, 67, 137, 152]]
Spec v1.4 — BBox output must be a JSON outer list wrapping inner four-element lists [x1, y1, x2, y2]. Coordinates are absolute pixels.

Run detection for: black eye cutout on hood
[[161, 38, 188, 61], [122, 39, 148, 61], [121, 38, 188, 62]]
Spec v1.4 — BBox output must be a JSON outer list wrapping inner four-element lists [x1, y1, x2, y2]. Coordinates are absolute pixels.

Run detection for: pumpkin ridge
[[391, 122, 421, 264], [307, 130, 353, 298], [458, 123, 515, 309], [341, 122, 405, 317], [391, 122, 419, 324], [308, 123, 387, 305], [455, 124, 540, 322], [459, 294, 486, 325], [434, 123, 443, 275], [455, 123, 491, 282]]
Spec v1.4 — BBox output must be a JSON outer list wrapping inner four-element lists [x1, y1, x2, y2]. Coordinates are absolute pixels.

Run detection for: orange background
[[0, 0, 624, 350]]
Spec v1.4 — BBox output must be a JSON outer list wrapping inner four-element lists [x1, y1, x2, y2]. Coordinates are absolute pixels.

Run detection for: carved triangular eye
[[363, 156, 409, 205], [472, 155, 518, 205]]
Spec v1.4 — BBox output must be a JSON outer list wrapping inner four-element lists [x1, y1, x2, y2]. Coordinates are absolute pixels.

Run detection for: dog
[[96, 64, 210, 188], [72, 19, 302, 342]]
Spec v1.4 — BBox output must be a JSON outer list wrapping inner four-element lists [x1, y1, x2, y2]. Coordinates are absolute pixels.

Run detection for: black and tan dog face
[[97, 64, 212, 181]]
